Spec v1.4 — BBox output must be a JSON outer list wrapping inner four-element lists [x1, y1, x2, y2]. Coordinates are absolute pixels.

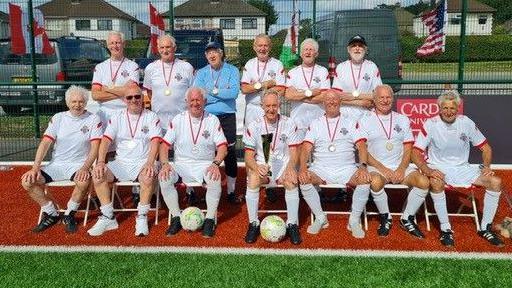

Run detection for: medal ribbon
[[301, 64, 315, 89], [188, 112, 205, 145], [210, 64, 223, 89], [110, 57, 126, 84], [263, 115, 280, 151], [256, 59, 268, 83], [325, 115, 340, 144], [375, 111, 393, 140], [126, 109, 143, 139], [162, 60, 175, 88], [350, 61, 364, 91]]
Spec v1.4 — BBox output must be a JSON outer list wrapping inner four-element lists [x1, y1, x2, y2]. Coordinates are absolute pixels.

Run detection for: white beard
[[350, 53, 364, 63]]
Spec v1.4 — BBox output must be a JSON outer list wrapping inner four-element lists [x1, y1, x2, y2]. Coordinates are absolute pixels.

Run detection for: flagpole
[[28, 0, 40, 138], [312, 0, 316, 38], [169, 0, 174, 35], [457, 0, 468, 93]]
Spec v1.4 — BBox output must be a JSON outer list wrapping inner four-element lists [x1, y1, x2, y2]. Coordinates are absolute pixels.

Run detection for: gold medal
[[164, 89, 171, 96], [328, 144, 336, 152], [386, 141, 393, 151], [254, 82, 262, 90], [212, 87, 219, 95], [305, 89, 313, 97], [352, 90, 360, 98]]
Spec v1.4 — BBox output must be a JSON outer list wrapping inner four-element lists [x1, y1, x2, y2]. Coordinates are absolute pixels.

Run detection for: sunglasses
[[125, 94, 142, 101]]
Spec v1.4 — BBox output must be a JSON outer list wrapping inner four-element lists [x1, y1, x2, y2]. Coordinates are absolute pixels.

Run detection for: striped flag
[[416, 0, 447, 58], [279, 0, 299, 69], [149, 2, 165, 55], [9, 3, 54, 55]]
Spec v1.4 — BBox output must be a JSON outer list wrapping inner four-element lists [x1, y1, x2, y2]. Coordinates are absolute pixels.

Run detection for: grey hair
[[261, 89, 280, 104], [107, 31, 124, 42], [157, 34, 176, 48], [437, 90, 461, 106], [185, 86, 207, 101], [65, 85, 89, 105], [300, 38, 319, 52], [374, 84, 394, 99], [254, 34, 271, 44]]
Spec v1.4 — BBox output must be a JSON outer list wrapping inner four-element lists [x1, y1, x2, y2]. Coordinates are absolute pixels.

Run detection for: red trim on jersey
[[155, 119, 160, 126], [244, 147, 255, 152], [92, 82, 103, 87], [150, 136, 161, 142], [246, 128, 252, 137], [43, 135, 55, 142], [476, 139, 488, 149], [161, 139, 172, 147], [355, 122, 360, 129], [103, 135, 113, 142], [288, 143, 301, 147], [217, 142, 228, 148], [413, 146, 424, 153], [169, 122, 173, 129], [331, 87, 343, 92], [403, 141, 414, 145], [376, 70, 381, 77], [240, 81, 250, 85], [320, 88, 329, 92], [90, 138, 101, 142], [420, 126, 427, 136], [96, 122, 102, 128], [355, 138, 367, 144], [303, 140, 314, 146]]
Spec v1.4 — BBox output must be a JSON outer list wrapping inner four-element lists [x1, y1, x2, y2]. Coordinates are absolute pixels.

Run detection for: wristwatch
[[212, 160, 222, 166]]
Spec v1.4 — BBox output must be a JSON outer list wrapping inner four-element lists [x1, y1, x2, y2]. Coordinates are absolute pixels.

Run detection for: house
[[0, 11, 8, 39], [163, 0, 266, 40], [394, 8, 415, 34], [413, 0, 496, 36], [37, 0, 145, 40]]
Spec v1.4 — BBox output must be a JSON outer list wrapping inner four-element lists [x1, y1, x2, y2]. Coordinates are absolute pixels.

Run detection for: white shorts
[[42, 161, 81, 182], [173, 160, 220, 185], [368, 165, 417, 182], [428, 164, 480, 186], [244, 104, 264, 126], [108, 159, 146, 181], [309, 164, 357, 185]]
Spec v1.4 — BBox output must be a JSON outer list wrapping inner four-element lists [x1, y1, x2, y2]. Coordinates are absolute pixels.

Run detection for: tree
[[248, 0, 278, 33], [404, 0, 431, 15], [479, 0, 512, 24]]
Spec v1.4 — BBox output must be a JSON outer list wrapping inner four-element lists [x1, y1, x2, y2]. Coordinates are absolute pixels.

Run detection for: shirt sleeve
[[148, 112, 162, 140], [467, 117, 486, 147], [91, 64, 103, 86], [331, 64, 343, 91], [402, 116, 414, 144], [161, 116, 177, 146], [240, 62, 252, 84], [303, 122, 317, 146], [243, 123, 257, 150], [212, 117, 227, 146], [142, 62, 153, 90], [371, 63, 383, 89], [215, 65, 240, 100], [274, 61, 286, 87], [287, 122, 302, 146], [352, 121, 366, 143], [413, 120, 431, 151], [319, 69, 331, 90], [103, 114, 118, 142], [43, 113, 61, 141], [90, 114, 103, 141], [128, 62, 140, 84]]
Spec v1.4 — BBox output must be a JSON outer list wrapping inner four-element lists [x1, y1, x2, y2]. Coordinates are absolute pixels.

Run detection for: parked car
[[0, 36, 110, 114], [316, 9, 403, 92]]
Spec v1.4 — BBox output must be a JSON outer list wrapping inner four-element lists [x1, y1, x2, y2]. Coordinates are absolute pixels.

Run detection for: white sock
[[349, 184, 370, 226], [65, 199, 80, 216], [371, 188, 390, 216], [137, 203, 150, 217], [401, 187, 428, 220], [300, 184, 324, 218], [227, 176, 236, 194], [100, 202, 114, 219], [481, 190, 501, 229], [245, 187, 260, 224], [205, 180, 221, 219], [159, 179, 181, 218], [285, 187, 300, 225], [431, 191, 451, 231], [41, 201, 58, 217]]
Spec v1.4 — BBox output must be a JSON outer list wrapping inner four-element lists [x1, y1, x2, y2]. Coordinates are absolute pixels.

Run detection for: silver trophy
[[261, 133, 273, 176]]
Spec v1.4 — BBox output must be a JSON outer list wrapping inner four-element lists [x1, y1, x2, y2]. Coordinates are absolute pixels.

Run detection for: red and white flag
[[9, 3, 54, 55], [149, 2, 165, 55], [416, 0, 447, 57]]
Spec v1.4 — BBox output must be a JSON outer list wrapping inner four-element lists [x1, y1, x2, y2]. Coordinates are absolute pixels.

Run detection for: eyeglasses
[[125, 95, 142, 101]]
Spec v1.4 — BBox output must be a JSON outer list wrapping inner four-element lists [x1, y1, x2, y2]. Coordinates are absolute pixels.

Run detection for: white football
[[180, 207, 205, 231], [260, 215, 287, 243]]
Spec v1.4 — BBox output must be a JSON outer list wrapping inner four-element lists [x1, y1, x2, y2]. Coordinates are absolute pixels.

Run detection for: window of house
[[478, 15, 487, 25], [75, 20, 91, 31], [97, 19, 112, 31], [242, 18, 257, 29], [220, 19, 235, 30], [450, 15, 461, 25]]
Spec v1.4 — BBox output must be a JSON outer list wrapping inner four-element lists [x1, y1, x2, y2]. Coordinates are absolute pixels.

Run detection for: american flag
[[416, 0, 447, 57]]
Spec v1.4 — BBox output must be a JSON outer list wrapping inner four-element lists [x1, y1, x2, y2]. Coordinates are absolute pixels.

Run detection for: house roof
[[37, 0, 139, 22], [163, 0, 266, 18], [447, 0, 496, 13]]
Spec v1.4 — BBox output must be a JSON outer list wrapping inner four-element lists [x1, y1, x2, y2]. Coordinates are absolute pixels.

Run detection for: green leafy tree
[[248, 0, 278, 33], [479, 0, 512, 24]]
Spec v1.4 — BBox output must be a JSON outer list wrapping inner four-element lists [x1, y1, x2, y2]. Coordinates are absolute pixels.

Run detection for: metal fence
[[1, 0, 511, 161]]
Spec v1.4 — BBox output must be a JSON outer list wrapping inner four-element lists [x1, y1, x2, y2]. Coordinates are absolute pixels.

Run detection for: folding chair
[[424, 184, 480, 231], [257, 184, 286, 215], [309, 184, 350, 224], [37, 180, 96, 226], [111, 180, 161, 225]]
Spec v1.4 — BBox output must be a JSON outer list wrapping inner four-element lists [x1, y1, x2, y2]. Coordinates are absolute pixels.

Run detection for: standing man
[[243, 90, 302, 244], [194, 42, 240, 204], [241, 34, 286, 125], [88, 86, 161, 237], [412, 90, 504, 247], [143, 34, 195, 127], [332, 34, 382, 121], [359, 85, 430, 237], [159, 87, 228, 238]]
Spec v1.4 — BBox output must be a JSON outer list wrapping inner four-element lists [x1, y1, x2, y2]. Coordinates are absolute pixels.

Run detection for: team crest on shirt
[[121, 70, 129, 78], [363, 73, 370, 81], [313, 76, 321, 83], [175, 73, 183, 81], [202, 130, 210, 139], [141, 126, 149, 134], [80, 125, 89, 134], [393, 124, 402, 133], [279, 133, 287, 143], [459, 133, 468, 142], [340, 127, 348, 135]]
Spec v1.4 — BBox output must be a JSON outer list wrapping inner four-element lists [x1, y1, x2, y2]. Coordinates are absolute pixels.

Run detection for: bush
[[125, 39, 148, 59], [401, 35, 512, 63]]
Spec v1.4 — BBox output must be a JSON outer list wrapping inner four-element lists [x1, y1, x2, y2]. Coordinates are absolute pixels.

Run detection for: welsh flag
[[149, 2, 165, 55], [9, 3, 54, 55], [279, 0, 299, 69]]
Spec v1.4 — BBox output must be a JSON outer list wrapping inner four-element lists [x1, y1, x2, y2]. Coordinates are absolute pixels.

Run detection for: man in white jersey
[[88, 86, 162, 237], [91, 31, 140, 124], [21, 86, 102, 233], [158, 87, 227, 238], [359, 85, 430, 238], [332, 35, 382, 121], [143, 34, 195, 127], [298, 90, 372, 238], [284, 38, 330, 139], [241, 34, 286, 125], [412, 90, 504, 247], [243, 90, 303, 244]]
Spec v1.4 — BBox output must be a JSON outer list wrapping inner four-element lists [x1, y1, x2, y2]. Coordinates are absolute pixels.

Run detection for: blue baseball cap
[[205, 41, 221, 51]]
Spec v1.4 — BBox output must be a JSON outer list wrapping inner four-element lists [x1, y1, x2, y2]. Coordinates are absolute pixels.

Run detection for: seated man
[[412, 90, 504, 247], [359, 85, 430, 237], [243, 90, 302, 244], [299, 90, 372, 238], [88, 86, 161, 237], [159, 87, 227, 238], [21, 85, 102, 233]]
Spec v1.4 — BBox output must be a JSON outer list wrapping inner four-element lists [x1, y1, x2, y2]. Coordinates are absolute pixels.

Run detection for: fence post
[[457, 0, 468, 93], [28, 0, 40, 138], [312, 0, 316, 38], [168, 0, 174, 34]]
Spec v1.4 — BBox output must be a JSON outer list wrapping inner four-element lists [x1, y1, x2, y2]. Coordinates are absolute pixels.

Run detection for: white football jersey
[[162, 111, 227, 162], [103, 109, 161, 163], [143, 59, 194, 125], [241, 57, 286, 106], [43, 111, 103, 163], [414, 115, 486, 166], [359, 111, 414, 168], [286, 64, 330, 129]]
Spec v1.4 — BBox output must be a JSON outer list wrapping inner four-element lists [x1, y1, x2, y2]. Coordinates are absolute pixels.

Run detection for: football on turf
[[180, 207, 205, 231], [260, 215, 286, 243]]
